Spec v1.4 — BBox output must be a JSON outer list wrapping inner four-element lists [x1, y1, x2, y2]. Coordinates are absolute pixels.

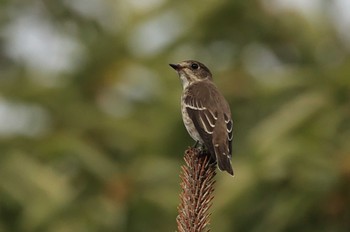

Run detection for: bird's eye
[[191, 63, 199, 70]]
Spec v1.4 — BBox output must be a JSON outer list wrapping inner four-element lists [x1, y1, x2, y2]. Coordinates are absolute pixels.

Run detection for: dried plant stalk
[[177, 147, 217, 232]]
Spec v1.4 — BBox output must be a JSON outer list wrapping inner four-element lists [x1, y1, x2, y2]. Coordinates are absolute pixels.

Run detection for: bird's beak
[[169, 63, 180, 71]]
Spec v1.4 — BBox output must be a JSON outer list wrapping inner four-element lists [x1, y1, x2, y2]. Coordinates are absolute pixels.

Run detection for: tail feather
[[214, 145, 234, 176]]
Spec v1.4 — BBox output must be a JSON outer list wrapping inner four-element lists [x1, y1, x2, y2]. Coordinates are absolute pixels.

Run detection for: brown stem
[[177, 147, 216, 232]]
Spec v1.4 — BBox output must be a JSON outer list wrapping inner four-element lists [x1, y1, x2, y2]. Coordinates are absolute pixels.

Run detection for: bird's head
[[169, 60, 212, 89]]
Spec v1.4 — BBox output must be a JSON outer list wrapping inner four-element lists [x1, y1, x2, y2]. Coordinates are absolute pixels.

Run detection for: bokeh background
[[0, 0, 350, 231]]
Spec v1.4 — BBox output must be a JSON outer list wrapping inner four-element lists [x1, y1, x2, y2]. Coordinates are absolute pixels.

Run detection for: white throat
[[179, 73, 190, 89], [179, 75, 190, 90]]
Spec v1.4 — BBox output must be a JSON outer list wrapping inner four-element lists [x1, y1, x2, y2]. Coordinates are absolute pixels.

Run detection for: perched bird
[[169, 60, 234, 176]]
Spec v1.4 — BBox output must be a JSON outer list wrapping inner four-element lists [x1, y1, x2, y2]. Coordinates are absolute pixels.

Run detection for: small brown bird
[[169, 60, 234, 175]]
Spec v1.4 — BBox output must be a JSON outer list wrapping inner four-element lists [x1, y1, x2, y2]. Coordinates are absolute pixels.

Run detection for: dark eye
[[191, 63, 199, 70]]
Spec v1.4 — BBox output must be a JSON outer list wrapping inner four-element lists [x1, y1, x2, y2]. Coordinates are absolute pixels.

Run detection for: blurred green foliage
[[0, 0, 349, 231]]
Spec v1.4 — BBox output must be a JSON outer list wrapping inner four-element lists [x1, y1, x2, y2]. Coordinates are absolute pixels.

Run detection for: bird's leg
[[192, 140, 200, 148], [191, 141, 212, 159], [198, 147, 216, 165], [198, 145, 209, 157], [192, 141, 204, 155]]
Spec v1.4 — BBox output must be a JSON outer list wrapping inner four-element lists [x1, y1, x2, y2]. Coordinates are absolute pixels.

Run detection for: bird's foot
[[191, 141, 204, 152], [190, 141, 212, 159], [198, 147, 210, 158], [192, 140, 200, 148]]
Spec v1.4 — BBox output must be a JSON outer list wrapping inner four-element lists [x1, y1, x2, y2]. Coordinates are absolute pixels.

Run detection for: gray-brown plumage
[[169, 60, 234, 176]]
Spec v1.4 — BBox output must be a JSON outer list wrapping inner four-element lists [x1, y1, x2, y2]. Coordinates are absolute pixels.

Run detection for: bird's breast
[[181, 94, 203, 143]]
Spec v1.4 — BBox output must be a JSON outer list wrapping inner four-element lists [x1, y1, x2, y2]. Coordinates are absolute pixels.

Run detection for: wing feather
[[184, 81, 234, 175]]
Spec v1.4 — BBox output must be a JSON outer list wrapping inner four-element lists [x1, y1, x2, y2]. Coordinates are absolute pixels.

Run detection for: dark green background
[[0, 0, 349, 231]]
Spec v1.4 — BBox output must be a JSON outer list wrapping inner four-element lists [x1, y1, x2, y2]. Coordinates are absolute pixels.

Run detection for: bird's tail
[[214, 145, 234, 176]]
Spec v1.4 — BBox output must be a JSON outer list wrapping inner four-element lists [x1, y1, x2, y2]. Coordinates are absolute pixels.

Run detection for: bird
[[169, 60, 234, 176]]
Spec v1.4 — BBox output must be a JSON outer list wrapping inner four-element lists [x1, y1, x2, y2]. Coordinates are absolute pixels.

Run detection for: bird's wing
[[224, 113, 233, 155], [184, 83, 233, 151], [185, 97, 216, 158], [184, 86, 216, 152], [214, 113, 233, 175], [184, 82, 234, 175]]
